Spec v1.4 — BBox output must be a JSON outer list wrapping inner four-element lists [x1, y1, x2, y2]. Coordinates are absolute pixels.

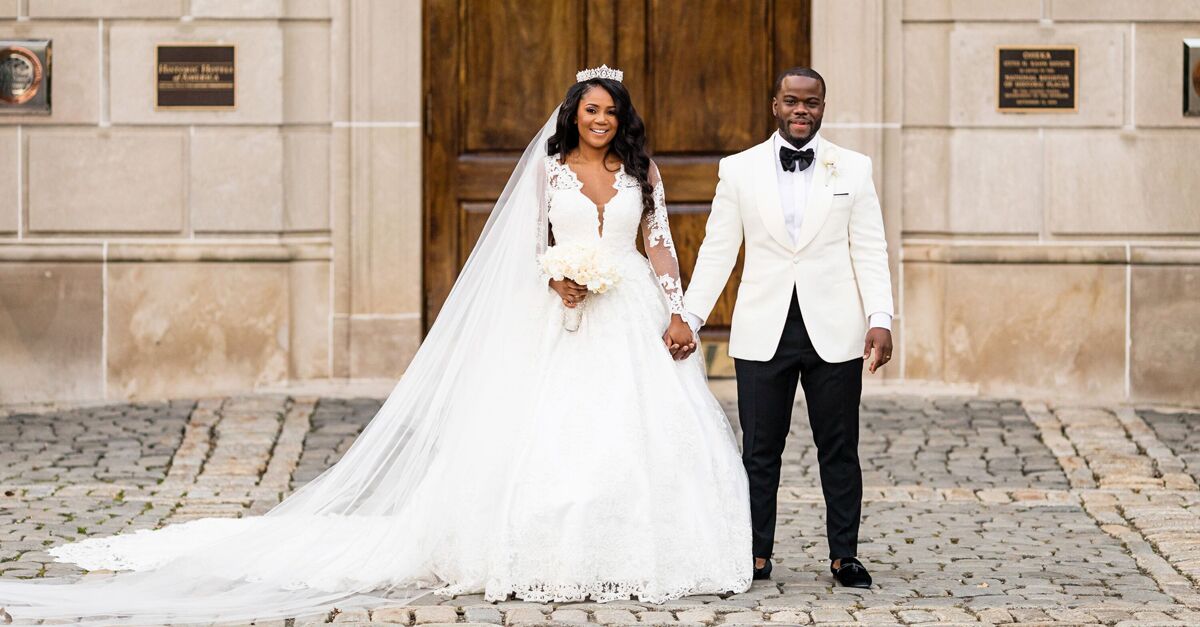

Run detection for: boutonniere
[[823, 155, 838, 186]]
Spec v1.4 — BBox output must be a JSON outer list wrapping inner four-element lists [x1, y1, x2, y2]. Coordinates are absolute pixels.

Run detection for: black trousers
[[734, 289, 863, 560]]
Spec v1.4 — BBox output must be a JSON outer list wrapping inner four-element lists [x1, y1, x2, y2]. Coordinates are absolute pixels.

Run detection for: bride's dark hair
[[547, 78, 655, 216]]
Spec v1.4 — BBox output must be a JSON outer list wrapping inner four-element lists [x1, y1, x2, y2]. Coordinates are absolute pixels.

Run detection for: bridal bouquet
[[538, 242, 621, 331]]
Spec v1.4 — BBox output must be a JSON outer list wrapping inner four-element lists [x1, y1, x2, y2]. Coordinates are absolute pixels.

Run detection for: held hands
[[863, 328, 893, 374], [663, 315, 697, 361], [549, 278, 588, 308]]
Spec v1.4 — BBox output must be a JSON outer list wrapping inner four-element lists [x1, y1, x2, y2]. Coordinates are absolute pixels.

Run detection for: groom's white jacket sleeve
[[847, 159, 893, 323], [682, 158, 743, 325]]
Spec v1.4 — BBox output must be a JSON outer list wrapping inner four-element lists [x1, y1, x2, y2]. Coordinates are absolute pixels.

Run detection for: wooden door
[[423, 0, 811, 333]]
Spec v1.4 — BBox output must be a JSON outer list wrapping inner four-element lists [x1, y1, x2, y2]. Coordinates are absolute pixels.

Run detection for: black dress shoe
[[831, 557, 872, 588], [752, 558, 773, 580]]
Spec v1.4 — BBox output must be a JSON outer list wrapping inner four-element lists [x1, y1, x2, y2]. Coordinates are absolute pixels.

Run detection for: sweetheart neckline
[[555, 161, 629, 237], [558, 161, 625, 210]]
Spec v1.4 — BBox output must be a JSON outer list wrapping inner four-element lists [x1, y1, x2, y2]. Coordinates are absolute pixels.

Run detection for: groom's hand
[[863, 328, 893, 374]]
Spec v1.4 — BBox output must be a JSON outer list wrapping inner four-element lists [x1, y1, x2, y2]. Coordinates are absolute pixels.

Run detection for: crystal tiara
[[576, 65, 623, 83]]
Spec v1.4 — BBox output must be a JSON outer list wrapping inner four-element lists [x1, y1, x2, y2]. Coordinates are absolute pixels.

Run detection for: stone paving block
[[1008, 608, 1051, 622], [721, 612, 764, 624], [675, 609, 716, 623], [593, 609, 639, 624], [548, 609, 587, 623], [896, 609, 934, 623], [466, 606, 503, 623], [1131, 609, 1177, 621], [371, 606, 413, 623], [505, 608, 547, 624], [414, 607, 459, 624], [807, 609, 852, 623], [849, 610, 896, 625], [333, 608, 372, 622], [973, 608, 1013, 623]]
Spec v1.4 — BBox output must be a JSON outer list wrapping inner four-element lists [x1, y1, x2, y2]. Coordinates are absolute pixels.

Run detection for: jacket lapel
[[792, 139, 835, 252], [752, 139, 794, 251]]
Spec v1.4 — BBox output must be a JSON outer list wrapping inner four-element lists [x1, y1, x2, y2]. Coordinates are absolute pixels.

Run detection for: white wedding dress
[[0, 116, 752, 624]]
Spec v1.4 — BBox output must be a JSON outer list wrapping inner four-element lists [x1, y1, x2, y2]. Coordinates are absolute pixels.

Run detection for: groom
[[683, 68, 893, 588]]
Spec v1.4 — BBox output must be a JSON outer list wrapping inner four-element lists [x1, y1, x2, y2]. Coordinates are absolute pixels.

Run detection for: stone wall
[[3, 0, 1197, 406], [0, 0, 423, 403], [813, 0, 1200, 404]]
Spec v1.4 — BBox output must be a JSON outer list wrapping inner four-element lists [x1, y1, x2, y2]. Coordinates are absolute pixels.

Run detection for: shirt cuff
[[683, 311, 704, 335], [868, 312, 891, 331]]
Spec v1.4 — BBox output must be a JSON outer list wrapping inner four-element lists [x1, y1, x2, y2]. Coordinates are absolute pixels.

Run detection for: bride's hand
[[549, 278, 588, 308], [662, 315, 697, 360]]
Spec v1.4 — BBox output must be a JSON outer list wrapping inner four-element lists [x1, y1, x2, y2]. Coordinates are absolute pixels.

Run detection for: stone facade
[[0, 0, 421, 403], [2, 0, 1197, 405], [813, 0, 1200, 404]]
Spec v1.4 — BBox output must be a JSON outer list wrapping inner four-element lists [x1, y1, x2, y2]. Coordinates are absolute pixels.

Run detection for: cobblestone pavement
[[1, 388, 1199, 626]]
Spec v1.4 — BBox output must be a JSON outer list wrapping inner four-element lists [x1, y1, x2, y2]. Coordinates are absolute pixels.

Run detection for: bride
[[0, 66, 753, 624]]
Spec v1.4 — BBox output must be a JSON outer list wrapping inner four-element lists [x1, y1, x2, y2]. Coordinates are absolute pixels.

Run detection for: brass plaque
[[156, 43, 236, 109], [997, 46, 1077, 113], [1186, 39, 1200, 117], [0, 40, 52, 115]]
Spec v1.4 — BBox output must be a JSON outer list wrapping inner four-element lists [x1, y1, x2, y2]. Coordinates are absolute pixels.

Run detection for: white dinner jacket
[[683, 135, 893, 363]]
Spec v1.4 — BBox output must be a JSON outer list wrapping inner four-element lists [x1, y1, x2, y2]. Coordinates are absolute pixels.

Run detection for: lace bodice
[[539, 156, 685, 314]]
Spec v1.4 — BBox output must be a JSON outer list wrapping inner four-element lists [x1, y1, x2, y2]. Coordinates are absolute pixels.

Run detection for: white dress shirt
[[773, 130, 817, 246], [682, 131, 891, 335]]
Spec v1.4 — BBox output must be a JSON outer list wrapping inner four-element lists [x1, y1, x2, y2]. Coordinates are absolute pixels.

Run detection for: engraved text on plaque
[[156, 43, 236, 109], [997, 46, 1077, 113]]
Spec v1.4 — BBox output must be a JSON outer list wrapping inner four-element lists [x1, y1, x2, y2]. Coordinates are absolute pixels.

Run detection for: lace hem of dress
[[49, 535, 164, 572], [433, 576, 752, 605]]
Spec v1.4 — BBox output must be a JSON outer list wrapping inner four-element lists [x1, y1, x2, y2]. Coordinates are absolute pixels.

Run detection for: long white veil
[[0, 113, 560, 624]]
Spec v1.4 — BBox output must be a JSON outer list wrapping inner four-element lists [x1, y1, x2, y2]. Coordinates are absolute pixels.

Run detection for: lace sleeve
[[642, 161, 685, 315]]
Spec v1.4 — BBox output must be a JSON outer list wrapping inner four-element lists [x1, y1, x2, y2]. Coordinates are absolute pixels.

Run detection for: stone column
[[330, 0, 422, 379]]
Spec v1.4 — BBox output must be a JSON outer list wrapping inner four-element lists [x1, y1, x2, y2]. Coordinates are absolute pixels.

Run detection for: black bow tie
[[779, 145, 815, 173]]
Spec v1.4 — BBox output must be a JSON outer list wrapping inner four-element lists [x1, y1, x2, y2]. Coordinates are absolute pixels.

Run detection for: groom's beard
[[777, 118, 820, 148]]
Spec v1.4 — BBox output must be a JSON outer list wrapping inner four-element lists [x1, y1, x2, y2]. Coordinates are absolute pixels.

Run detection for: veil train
[[0, 114, 560, 625]]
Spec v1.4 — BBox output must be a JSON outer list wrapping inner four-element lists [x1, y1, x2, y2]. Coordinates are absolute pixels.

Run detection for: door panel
[[424, 0, 811, 331], [647, 0, 768, 153], [463, 0, 584, 151], [459, 202, 493, 267]]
